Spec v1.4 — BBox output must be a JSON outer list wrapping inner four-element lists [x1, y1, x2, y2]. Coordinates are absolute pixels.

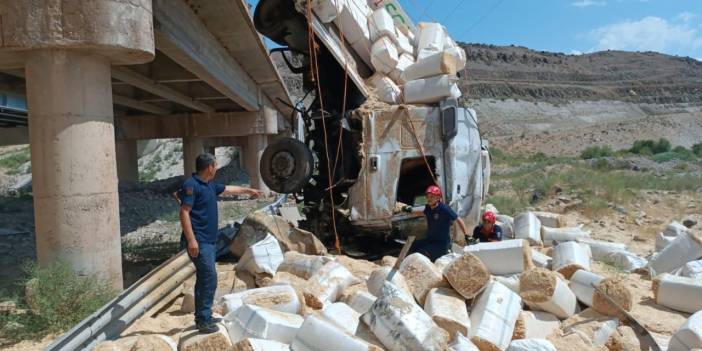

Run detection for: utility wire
[[457, 0, 507, 41]]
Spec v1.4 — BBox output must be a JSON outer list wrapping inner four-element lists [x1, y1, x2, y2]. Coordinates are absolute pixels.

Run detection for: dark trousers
[[181, 238, 217, 323], [409, 238, 450, 262]]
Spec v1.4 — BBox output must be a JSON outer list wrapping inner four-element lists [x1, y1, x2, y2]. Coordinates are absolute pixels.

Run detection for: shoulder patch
[[185, 187, 193, 195]]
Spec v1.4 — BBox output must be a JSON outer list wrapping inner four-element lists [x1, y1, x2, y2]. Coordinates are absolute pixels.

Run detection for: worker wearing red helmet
[[404, 185, 468, 261], [472, 211, 503, 243]]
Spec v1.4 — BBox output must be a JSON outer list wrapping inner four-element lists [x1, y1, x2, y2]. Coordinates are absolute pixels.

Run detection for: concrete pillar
[[183, 137, 204, 175], [116, 139, 139, 183], [244, 134, 269, 192], [0, 0, 155, 290]]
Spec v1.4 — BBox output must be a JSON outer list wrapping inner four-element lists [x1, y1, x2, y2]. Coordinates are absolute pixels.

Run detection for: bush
[[580, 145, 613, 159], [651, 149, 696, 163], [0, 147, 30, 174], [692, 143, 702, 157], [630, 138, 671, 155]]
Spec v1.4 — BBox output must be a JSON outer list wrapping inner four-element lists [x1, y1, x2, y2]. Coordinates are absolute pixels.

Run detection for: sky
[[249, 0, 702, 60]]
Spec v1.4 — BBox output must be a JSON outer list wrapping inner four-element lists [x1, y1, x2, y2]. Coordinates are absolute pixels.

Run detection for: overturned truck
[[253, 0, 490, 245]]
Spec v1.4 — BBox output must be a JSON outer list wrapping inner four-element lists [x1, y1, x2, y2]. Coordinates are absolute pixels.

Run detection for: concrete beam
[[112, 95, 170, 115], [153, 0, 259, 111], [115, 111, 277, 140], [112, 67, 215, 113]]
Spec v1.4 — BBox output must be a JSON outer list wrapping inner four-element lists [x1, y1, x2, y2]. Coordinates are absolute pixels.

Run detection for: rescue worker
[[179, 153, 263, 333], [405, 185, 468, 261], [472, 211, 503, 243]]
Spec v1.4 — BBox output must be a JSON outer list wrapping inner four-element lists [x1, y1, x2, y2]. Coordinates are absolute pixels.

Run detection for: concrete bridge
[[0, 0, 295, 289]]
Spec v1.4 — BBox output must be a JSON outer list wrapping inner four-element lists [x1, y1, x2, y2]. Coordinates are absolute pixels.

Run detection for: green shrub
[[651, 149, 696, 163], [580, 145, 613, 159], [0, 147, 30, 174], [630, 138, 671, 155], [692, 143, 702, 157]]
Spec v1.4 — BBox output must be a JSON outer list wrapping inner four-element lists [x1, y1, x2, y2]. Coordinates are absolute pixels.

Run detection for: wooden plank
[[111, 67, 215, 113], [153, 0, 259, 111], [113, 95, 170, 115]]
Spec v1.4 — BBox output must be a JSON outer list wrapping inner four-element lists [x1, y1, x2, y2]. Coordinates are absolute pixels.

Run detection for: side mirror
[[441, 105, 457, 142]]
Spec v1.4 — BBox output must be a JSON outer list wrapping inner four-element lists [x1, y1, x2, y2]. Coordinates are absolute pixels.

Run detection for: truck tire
[[260, 138, 314, 194]]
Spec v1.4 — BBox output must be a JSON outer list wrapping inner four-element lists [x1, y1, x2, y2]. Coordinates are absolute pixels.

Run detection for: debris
[[668, 310, 702, 351], [652, 273, 702, 314], [465, 239, 533, 275], [303, 261, 361, 309], [367, 265, 412, 297], [443, 252, 491, 299], [237, 233, 284, 276], [577, 238, 626, 260], [424, 287, 471, 340], [343, 290, 376, 315], [519, 268, 577, 319], [506, 338, 557, 351], [514, 212, 543, 246], [178, 324, 232, 351], [292, 314, 381, 351], [220, 285, 301, 315], [600, 250, 648, 272], [231, 338, 290, 351], [319, 302, 360, 335], [224, 304, 303, 344], [533, 211, 567, 228], [648, 230, 702, 276], [277, 251, 333, 279], [399, 253, 447, 304], [518, 311, 561, 340], [469, 281, 522, 351], [230, 212, 326, 258], [551, 241, 592, 279], [363, 281, 450, 351], [541, 226, 590, 247]]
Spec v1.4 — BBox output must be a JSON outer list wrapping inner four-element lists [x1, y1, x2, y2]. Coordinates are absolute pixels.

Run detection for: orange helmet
[[482, 211, 497, 223], [425, 185, 442, 197]]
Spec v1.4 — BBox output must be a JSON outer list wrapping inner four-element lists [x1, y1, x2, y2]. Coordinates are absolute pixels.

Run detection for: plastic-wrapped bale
[[601, 250, 647, 272], [368, 7, 396, 42], [277, 251, 333, 280], [450, 84, 462, 99], [310, 0, 343, 23], [230, 212, 327, 257], [681, 259, 702, 279], [568, 270, 604, 307], [541, 226, 590, 247], [443, 252, 491, 299], [655, 233, 676, 252], [395, 28, 414, 56], [665, 221, 689, 236], [403, 74, 457, 104], [518, 311, 561, 339], [497, 217, 515, 240], [344, 290, 376, 315], [292, 314, 382, 351], [532, 211, 566, 228], [224, 304, 303, 344], [434, 252, 461, 272], [237, 233, 284, 276], [531, 249, 552, 269], [519, 268, 577, 319], [449, 333, 480, 351], [494, 274, 521, 294], [551, 241, 592, 279], [469, 281, 523, 351], [424, 287, 471, 340], [362, 281, 450, 351], [221, 285, 301, 315], [389, 53, 414, 84], [319, 302, 360, 335], [442, 34, 467, 68], [333, 0, 370, 45], [416, 22, 446, 60], [367, 265, 413, 297], [652, 273, 702, 314], [399, 253, 447, 304], [668, 310, 702, 351], [370, 36, 399, 74], [464, 239, 533, 275], [591, 278, 633, 317], [380, 255, 397, 267], [179, 324, 231, 351], [351, 39, 372, 68], [303, 261, 362, 309], [231, 338, 290, 351], [648, 230, 702, 276], [402, 47, 464, 82], [513, 212, 543, 247], [367, 74, 401, 103], [507, 339, 557, 351], [576, 238, 626, 260]]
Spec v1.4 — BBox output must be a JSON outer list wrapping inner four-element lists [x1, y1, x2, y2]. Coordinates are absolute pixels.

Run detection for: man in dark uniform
[[472, 211, 503, 243], [179, 153, 262, 333], [405, 185, 468, 261]]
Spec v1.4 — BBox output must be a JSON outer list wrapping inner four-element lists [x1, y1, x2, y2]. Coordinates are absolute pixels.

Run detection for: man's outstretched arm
[[222, 185, 263, 198]]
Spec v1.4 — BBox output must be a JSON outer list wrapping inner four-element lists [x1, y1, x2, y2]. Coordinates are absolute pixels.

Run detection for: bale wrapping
[[652, 273, 702, 313], [424, 287, 471, 339], [591, 278, 633, 317], [519, 268, 577, 319], [465, 239, 533, 275], [648, 230, 702, 276], [469, 281, 523, 351], [552, 241, 592, 279], [399, 253, 447, 304], [443, 252, 491, 299], [513, 212, 543, 246], [303, 261, 361, 309]]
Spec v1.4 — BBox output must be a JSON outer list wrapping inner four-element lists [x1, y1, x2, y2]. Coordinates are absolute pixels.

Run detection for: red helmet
[[482, 211, 496, 223], [425, 185, 442, 197]]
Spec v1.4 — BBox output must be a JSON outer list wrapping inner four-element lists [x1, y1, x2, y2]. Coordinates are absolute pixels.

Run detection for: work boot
[[196, 320, 219, 334]]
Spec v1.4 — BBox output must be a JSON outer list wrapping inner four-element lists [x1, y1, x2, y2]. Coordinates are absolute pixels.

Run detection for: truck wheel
[[260, 138, 314, 194]]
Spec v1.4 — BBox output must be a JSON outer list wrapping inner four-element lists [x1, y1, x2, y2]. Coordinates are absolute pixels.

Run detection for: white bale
[[485, 204, 499, 214], [531, 249, 552, 269], [602, 250, 647, 272], [434, 252, 461, 273], [402, 49, 463, 82], [464, 239, 532, 275], [292, 314, 380, 351], [493, 274, 521, 294], [303, 261, 362, 309], [231, 338, 290, 351], [368, 7, 396, 42], [668, 310, 702, 351], [389, 53, 414, 84], [507, 339, 557, 351], [577, 238, 626, 260], [532, 211, 567, 228], [569, 269, 603, 307], [395, 28, 414, 56], [552, 241, 592, 279], [449, 333, 480, 351], [424, 287, 471, 339], [416, 22, 446, 60], [363, 281, 450, 351], [469, 281, 522, 351], [592, 319, 620, 346], [345, 290, 376, 315], [224, 304, 303, 344], [311, 0, 343, 23], [351, 39, 372, 67], [399, 253, 446, 304], [681, 259, 702, 279], [370, 36, 399, 74], [520, 311, 561, 339], [521, 271, 577, 319], [653, 273, 702, 314], [513, 212, 543, 246], [238, 233, 284, 276], [541, 226, 590, 247], [497, 214, 515, 239], [450, 83, 462, 99], [374, 76, 401, 104], [403, 74, 456, 104], [665, 221, 688, 237], [656, 233, 676, 252], [366, 266, 412, 297], [334, 1, 370, 44], [277, 251, 333, 279], [320, 302, 360, 335], [648, 230, 702, 276], [221, 285, 301, 315]]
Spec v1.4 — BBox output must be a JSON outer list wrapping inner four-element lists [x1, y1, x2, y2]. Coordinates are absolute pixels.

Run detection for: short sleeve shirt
[[473, 224, 503, 242], [180, 175, 225, 244], [423, 202, 458, 246]]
